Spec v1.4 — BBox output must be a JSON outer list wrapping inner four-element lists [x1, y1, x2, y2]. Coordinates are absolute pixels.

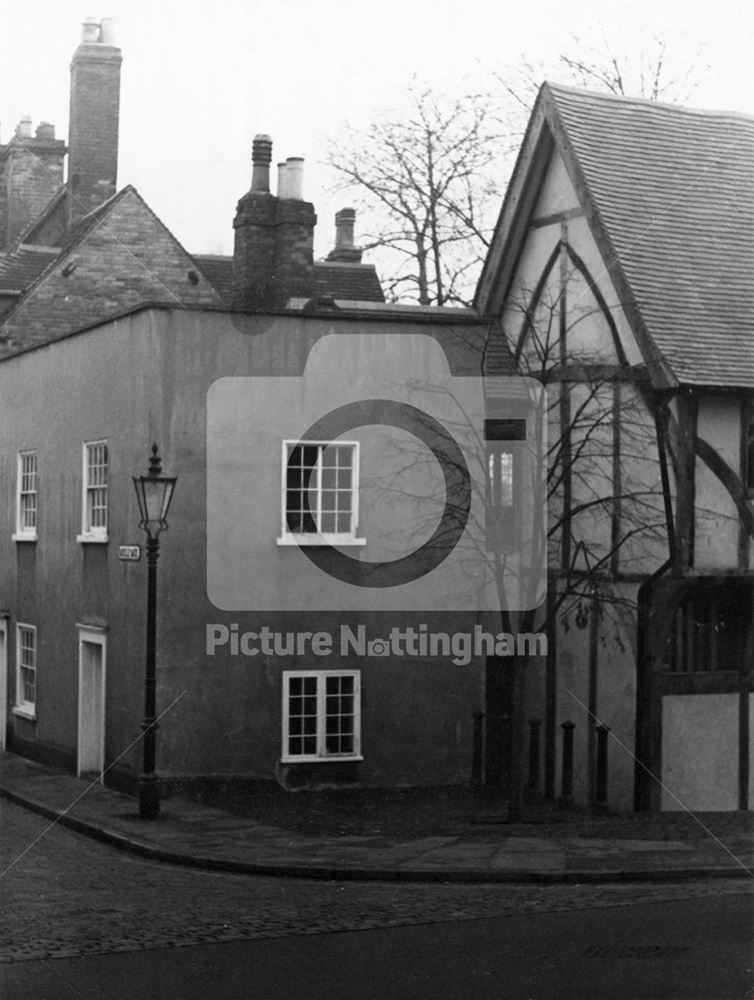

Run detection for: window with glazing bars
[[282, 441, 358, 539], [17, 451, 38, 534], [16, 624, 36, 711], [84, 442, 108, 535], [282, 671, 361, 761]]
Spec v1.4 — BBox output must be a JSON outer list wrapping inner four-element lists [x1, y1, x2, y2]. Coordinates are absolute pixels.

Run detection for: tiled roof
[[194, 255, 386, 305], [544, 83, 754, 388], [312, 261, 385, 303], [0, 246, 59, 291], [193, 255, 235, 301]]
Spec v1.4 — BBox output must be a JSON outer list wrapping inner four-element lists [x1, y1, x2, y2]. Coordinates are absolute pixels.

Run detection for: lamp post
[[133, 443, 177, 819]]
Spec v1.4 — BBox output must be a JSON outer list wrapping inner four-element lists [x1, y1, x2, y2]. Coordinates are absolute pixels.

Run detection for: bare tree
[[371, 276, 671, 818], [327, 35, 706, 310], [326, 84, 506, 307]]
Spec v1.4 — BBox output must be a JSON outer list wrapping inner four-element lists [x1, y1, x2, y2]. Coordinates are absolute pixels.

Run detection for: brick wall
[[0, 188, 222, 355], [68, 42, 121, 221], [0, 138, 66, 251]]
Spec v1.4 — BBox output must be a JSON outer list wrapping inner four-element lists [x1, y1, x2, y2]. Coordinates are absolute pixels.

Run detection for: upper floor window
[[78, 441, 108, 543], [278, 441, 365, 546], [13, 450, 38, 541], [485, 418, 523, 551], [15, 623, 37, 717]]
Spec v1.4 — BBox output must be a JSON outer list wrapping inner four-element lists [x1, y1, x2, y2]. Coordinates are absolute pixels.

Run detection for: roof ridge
[[543, 80, 754, 123]]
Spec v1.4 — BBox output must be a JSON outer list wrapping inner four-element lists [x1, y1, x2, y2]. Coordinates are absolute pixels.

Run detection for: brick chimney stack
[[0, 118, 67, 251], [233, 135, 317, 311], [326, 208, 362, 263], [67, 17, 122, 223]]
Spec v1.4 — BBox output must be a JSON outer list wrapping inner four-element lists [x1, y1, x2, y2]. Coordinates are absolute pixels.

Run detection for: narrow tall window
[[282, 670, 361, 762], [279, 441, 364, 544], [15, 624, 36, 716], [15, 451, 38, 540], [79, 441, 108, 541], [485, 418, 524, 552], [746, 397, 754, 493]]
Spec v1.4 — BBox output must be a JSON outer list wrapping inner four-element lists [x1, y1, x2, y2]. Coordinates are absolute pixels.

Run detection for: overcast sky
[[1, 0, 752, 258]]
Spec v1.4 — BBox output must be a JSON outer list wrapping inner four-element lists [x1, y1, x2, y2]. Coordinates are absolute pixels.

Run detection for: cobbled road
[[1, 800, 751, 963]]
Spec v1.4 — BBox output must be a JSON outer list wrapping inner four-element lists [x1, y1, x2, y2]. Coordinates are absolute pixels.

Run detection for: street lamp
[[133, 443, 177, 819]]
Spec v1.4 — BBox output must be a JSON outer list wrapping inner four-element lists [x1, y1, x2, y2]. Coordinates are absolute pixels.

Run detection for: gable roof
[[477, 82, 754, 389], [0, 245, 59, 292], [0, 185, 222, 357]]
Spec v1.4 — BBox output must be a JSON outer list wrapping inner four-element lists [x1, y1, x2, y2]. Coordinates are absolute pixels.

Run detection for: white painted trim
[[79, 440, 109, 543], [14, 622, 36, 717], [278, 439, 364, 545], [0, 620, 7, 750], [77, 627, 107, 782], [281, 669, 362, 763], [15, 449, 38, 540]]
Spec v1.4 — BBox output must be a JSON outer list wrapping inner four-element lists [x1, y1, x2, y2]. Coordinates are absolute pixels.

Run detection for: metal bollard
[[595, 724, 610, 813], [560, 720, 575, 806], [528, 718, 542, 791], [472, 711, 485, 789]]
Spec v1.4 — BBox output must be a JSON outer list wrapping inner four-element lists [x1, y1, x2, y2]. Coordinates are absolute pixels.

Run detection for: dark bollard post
[[528, 718, 542, 791], [559, 720, 575, 807], [595, 724, 610, 813], [472, 712, 485, 789]]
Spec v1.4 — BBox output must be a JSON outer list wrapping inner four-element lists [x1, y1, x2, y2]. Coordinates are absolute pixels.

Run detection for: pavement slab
[[1, 751, 753, 883]]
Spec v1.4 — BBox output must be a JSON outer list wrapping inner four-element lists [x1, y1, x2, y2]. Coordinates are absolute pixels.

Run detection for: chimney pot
[[250, 133, 272, 193], [16, 116, 32, 139], [284, 157, 304, 200], [327, 207, 362, 263], [36, 121, 56, 140], [99, 18, 116, 45], [81, 17, 100, 43], [277, 161, 289, 199], [335, 207, 356, 248]]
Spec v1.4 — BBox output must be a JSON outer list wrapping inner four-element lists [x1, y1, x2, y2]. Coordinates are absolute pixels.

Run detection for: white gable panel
[[532, 151, 580, 218]]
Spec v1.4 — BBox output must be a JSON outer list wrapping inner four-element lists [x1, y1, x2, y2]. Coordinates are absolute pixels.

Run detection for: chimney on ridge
[[67, 17, 122, 223], [233, 135, 317, 310], [326, 208, 362, 263]]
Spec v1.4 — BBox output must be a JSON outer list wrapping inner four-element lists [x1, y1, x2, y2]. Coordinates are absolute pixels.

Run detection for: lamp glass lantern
[[133, 444, 176, 539]]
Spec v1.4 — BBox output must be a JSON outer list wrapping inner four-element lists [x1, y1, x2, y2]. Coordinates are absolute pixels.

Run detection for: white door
[[0, 620, 7, 750], [77, 629, 106, 781]]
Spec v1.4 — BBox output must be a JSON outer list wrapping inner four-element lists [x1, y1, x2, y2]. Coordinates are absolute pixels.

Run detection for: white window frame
[[13, 623, 37, 720], [277, 440, 365, 546], [281, 669, 362, 763], [12, 450, 38, 542], [77, 440, 109, 543]]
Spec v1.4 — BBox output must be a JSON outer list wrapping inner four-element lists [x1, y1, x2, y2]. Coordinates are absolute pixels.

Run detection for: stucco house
[[476, 82, 754, 811], [2, 20, 532, 798]]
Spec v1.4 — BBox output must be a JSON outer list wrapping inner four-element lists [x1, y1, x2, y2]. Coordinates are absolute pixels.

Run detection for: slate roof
[[477, 83, 754, 388], [0, 246, 59, 291], [547, 84, 754, 388], [312, 261, 384, 303], [194, 255, 385, 305]]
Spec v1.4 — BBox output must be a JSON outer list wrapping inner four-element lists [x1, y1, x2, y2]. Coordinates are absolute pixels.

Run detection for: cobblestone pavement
[[2, 802, 752, 964]]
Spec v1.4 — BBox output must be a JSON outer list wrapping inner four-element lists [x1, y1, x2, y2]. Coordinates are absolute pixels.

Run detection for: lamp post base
[[139, 773, 161, 819]]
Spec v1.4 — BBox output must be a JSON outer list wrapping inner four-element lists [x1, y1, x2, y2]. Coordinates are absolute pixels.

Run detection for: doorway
[[77, 627, 106, 781]]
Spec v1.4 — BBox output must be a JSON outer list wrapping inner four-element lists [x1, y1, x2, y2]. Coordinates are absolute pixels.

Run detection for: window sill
[[281, 755, 364, 764], [76, 533, 109, 544], [277, 535, 366, 547], [12, 706, 36, 722], [11, 533, 37, 543]]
